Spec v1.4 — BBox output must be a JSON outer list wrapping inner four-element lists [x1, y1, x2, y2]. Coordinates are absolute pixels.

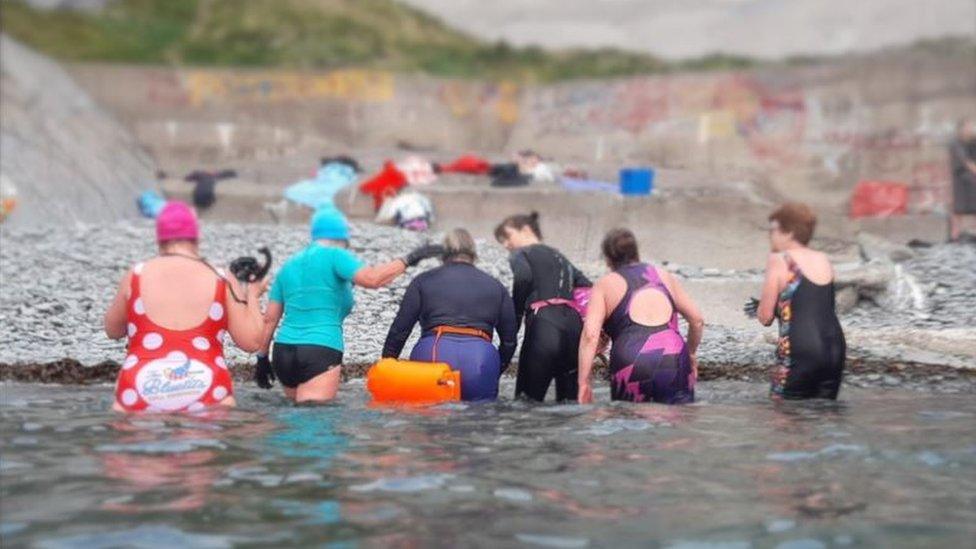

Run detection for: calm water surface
[[1, 380, 974, 548]]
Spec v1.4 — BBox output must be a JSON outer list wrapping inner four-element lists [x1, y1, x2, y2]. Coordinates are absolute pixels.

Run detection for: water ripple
[[767, 444, 866, 462], [350, 473, 456, 493]]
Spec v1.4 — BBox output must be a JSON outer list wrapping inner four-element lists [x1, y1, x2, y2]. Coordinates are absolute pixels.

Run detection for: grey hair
[[443, 228, 477, 262]]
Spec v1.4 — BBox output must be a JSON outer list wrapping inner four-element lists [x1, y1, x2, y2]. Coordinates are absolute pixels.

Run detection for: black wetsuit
[[382, 261, 517, 400], [949, 137, 976, 215], [773, 254, 847, 399], [509, 244, 591, 401]]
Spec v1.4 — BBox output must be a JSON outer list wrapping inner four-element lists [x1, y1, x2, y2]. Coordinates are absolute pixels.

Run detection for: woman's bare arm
[[578, 279, 608, 403], [103, 271, 132, 340], [258, 301, 283, 356], [666, 272, 705, 356], [757, 254, 783, 326], [226, 276, 268, 353], [353, 260, 407, 289]]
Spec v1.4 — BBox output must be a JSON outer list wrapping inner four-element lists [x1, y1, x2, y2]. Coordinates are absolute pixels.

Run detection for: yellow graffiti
[[440, 82, 474, 118], [183, 69, 394, 106], [440, 80, 520, 125], [495, 81, 520, 125], [698, 110, 736, 142]]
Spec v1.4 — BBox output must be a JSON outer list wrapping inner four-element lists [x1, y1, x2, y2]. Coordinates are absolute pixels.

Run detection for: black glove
[[743, 297, 760, 318], [254, 354, 275, 389], [403, 244, 444, 267]]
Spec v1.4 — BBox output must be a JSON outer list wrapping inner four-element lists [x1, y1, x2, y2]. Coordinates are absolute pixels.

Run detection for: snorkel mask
[[229, 247, 272, 283]]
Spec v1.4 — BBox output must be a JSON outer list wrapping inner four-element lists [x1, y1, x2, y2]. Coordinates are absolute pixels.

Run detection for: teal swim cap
[[310, 206, 349, 241]]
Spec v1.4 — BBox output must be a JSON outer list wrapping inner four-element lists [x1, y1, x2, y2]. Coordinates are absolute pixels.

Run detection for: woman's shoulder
[[596, 270, 625, 287], [800, 248, 834, 276], [302, 244, 359, 263], [649, 262, 672, 276], [467, 265, 507, 290], [789, 247, 831, 266], [808, 248, 831, 262], [139, 256, 217, 277], [413, 264, 442, 281]]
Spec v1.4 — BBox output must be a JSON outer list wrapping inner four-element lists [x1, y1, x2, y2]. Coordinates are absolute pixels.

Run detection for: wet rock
[[835, 286, 859, 314], [834, 261, 894, 294], [857, 232, 915, 263]]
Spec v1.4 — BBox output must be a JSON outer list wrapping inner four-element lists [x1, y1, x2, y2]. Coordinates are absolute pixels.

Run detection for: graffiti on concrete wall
[[528, 74, 807, 164], [182, 70, 395, 105], [125, 61, 965, 215], [145, 68, 520, 125], [145, 69, 395, 106], [815, 125, 953, 213], [713, 75, 807, 166], [146, 71, 191, 107], [437, 80, 520, 125], [525, 69, 960, 213]]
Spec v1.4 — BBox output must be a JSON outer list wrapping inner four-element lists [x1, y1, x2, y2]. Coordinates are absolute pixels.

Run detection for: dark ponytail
[[494, 211, 542, 242]]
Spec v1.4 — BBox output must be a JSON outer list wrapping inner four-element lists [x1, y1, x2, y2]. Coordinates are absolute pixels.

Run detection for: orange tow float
[[366, 358, 461, 404]]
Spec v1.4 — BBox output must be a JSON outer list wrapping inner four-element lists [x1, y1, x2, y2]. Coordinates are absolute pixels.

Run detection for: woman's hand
[[254, 354, 275, 389], [690, 354, 699, 381], [578, 382, 593, 404], [742, 297, 760, 318], [403, 244, 444, 267]]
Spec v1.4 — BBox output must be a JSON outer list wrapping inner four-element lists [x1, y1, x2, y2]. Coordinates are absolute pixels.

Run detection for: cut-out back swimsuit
[[604, 263, 694, 404]]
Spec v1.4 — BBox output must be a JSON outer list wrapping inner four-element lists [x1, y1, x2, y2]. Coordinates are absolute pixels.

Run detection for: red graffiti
[[911, 161, 950, 187], [909, 161, 951, 213], [146, 71, 189, 107], [822, 130, 921, 150], [588, 80, 669, 134], [713, 75, 807, 167]]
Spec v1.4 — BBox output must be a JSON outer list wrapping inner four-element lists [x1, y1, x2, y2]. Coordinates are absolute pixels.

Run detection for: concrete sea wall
[[69, 51, 975, 218]]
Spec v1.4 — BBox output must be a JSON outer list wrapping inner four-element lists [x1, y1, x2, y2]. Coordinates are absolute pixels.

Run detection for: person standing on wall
[[948, 118, 976, 242]]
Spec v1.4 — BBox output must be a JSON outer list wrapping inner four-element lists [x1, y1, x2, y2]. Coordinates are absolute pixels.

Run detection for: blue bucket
[[619, 168, 655, 196]]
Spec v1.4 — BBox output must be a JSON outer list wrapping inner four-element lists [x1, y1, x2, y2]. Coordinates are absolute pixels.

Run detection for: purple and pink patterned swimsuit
[[604, 263, 695, 404]]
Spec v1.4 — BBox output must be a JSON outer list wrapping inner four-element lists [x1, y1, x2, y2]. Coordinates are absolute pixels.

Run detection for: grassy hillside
[[4, 1, 969, 81], [0, 0, 750, 81]]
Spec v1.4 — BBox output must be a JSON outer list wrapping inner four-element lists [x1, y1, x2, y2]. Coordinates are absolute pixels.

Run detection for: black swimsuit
[[773, 254, 847, 399], [509, 244, 591, 402]]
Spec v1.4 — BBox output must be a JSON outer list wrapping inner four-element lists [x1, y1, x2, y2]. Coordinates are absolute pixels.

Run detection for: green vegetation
[[4, 1, 972, 81], [0, 0, 684, 81]]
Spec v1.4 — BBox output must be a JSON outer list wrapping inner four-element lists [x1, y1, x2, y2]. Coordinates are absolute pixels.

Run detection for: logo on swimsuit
[[135, 354, 213, 411], [165, 359, 193, 381]]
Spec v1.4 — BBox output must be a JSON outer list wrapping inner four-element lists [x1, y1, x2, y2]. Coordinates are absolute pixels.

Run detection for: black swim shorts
[[271, 343, 343, 388]]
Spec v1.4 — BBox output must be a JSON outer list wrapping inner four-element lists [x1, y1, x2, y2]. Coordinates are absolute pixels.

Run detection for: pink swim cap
[[156, 201, 200, 243]]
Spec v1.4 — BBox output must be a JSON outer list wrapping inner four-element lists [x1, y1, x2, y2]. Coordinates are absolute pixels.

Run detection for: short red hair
[[769, 202, 816, 245]]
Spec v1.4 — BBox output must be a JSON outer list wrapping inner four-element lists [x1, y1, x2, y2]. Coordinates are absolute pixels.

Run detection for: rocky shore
[[1, 221, 973, 391]]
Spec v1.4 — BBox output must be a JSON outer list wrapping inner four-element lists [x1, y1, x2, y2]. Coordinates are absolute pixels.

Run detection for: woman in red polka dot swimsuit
[[103, 202, 266, 412]]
